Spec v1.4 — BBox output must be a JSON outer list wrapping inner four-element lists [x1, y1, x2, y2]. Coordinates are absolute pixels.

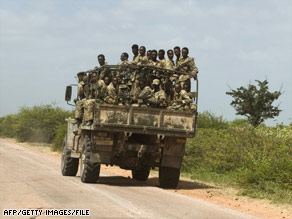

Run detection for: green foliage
[[0, 104, 73, 143], [228, 118, 249, 128], [197, 111, 228, 129], [52, 123, 67, 151], [226, 80, 281, 126], [183, 126, 292, 203], [0, 114, 19, 137]]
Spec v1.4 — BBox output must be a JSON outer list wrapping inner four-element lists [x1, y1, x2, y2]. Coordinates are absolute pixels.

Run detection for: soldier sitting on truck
[[104, 77, 119, 105], [75, 72, 86, 124], [137, 46, 148, 65], [118, 84, 131, 106], [83, 73, 107, 126], [148, 79, 167, 108], [168, 83, 192, 110], [176, 47, 198, 87], [98, 54, 112, 81], [132, 79, 153, 107], [118, 52, 130, 65]]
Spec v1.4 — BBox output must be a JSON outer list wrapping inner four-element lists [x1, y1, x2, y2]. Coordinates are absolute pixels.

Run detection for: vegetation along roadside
[[0, 104, 291, 204]]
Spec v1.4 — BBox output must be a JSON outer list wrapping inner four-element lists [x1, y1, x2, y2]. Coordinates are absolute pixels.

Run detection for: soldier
[[174, 46, 182, 66], [118, 84, 131, 106], [118, 52, 130, 65], [146, 50, 152, 60], [148, 50, 159, 66], [83, 72, 107, 126], [131, 44, 139, 64], [104, 77, 119, 104], [168, 83, 192, 110], [148, 79, 166, 108], [104, 76, 111, 86], [75, 72, 86, 124], [97, 54, 111, 80], [137, 46, 148, 65], [165, 49, 175, 71], [132, 79, 153, 107], [176, 47, 199, 87], [158, 49, 166, 69]]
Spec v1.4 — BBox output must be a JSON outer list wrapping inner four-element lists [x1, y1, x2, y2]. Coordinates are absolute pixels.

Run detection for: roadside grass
[[182, 126, 292, 204], [1, 107, 292, 204]]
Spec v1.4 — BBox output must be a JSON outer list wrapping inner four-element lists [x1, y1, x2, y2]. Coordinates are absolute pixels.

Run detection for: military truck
[[61, 65, 198, 188]]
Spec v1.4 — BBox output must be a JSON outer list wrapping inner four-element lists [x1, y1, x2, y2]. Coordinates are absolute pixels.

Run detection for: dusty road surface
[[0, 138, 260, 219]]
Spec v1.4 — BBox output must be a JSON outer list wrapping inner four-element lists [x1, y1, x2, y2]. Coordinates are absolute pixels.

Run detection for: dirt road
[[0, 138, 260, 219]]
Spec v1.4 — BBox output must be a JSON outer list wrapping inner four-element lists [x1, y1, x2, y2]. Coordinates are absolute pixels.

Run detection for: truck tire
[[159, 167, 181, 188], [80, 134, 100, 183], [132, 166, 150, 181], [61, 135, 79, 176]]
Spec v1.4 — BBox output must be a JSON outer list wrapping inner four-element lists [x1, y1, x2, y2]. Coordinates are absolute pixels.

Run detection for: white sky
[[0, 0, 291, 125]]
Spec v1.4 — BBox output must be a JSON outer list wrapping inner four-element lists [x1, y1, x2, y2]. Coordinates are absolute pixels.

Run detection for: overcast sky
[[0, 0, 291, 125]]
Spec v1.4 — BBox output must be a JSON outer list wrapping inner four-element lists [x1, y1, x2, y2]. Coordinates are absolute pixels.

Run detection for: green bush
[[52, 123, 67, 151], [0, 114, 19, 137], [183, 126, 292, 203], [0, 104, 73, 143], [197, 111, 229, 129]]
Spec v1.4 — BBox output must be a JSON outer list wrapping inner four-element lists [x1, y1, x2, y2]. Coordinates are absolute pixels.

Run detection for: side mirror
[[65, 86, 72, 101]]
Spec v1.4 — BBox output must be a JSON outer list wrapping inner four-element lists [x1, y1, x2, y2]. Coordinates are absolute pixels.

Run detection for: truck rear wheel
[[132, 166, 150, 181], [80, 134, 101, 183], [159, 167, 181, 188], [61, 135, 79, 176]]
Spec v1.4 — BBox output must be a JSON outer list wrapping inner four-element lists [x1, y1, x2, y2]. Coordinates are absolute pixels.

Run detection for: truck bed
[[81, 104, 197, 138]]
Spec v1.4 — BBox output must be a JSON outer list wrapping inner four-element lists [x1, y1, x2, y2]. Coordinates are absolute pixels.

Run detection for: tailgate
[[91, 104, 195, 137]]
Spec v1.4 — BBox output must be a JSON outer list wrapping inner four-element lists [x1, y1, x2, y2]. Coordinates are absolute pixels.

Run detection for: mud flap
[[161, 137, 186, 169]]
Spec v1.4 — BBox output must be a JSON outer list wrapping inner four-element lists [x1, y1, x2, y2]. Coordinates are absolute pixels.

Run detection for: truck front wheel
[[159, 167, 181, 188], [61, 135, 79, 176], [80, 134, 101, 183], [132, 166, 150, 181]]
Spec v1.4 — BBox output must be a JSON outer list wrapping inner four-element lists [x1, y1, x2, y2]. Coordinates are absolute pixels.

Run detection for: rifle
[[174, 58, 193, 71]]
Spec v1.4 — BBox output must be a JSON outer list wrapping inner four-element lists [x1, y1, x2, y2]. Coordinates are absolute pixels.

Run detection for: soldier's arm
[[190, 58, 198, 74]]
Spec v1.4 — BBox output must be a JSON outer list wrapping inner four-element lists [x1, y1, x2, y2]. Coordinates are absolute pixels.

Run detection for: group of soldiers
[[74, 45, 199, 126]]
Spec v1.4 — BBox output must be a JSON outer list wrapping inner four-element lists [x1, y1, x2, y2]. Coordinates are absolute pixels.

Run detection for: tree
[[226, 80, 281, 126]]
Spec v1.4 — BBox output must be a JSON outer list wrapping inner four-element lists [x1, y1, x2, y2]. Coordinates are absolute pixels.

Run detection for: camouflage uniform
[[158, 59, 166, 69], [104, 82, 119, 104], [137, 54, 148, 65], [118, 84, 131, 106], [75, 73, 86, 121], [134, 85, 153, 107], [75, 81, 85, 120], [83, 80, 107, 123], [175, 56, 183, 67], [177, 57, 198, 87], [168, 89, 192, 110], [99, 62, 112, 80], [118, 60, 130, 65], [131, 55, 139, 64], [165, 58, 175, 71], [148, 79, 166, 107], [148, 60, 159, 66]]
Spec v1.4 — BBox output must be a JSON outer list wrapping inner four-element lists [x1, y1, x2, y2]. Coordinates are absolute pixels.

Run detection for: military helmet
[[152, 79, 160, 85]]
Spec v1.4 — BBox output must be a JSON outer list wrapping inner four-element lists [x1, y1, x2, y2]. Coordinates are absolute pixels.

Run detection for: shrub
[[183, 126, 292, 202], [197, 111, 228, 129], [0, 104, 73, 143], [52, 123, 67, 151], [0, 114, 19, 137]]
